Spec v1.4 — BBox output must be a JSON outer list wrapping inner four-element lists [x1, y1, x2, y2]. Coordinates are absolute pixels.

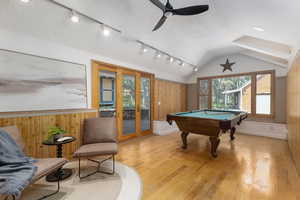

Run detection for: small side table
[[43, 136, 76, 182]]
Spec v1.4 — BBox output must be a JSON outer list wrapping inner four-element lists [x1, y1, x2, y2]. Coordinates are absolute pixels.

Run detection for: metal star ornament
[[220, 59, 235, 72]]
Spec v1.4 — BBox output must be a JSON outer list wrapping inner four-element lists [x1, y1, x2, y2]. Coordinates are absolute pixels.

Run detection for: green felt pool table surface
[[174, 110, 244, 121]]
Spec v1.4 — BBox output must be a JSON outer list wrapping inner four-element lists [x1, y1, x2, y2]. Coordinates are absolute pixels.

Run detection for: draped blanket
[[0, 129, 37, 198]]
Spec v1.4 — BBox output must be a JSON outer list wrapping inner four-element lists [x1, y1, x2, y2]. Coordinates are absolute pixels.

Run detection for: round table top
[[43, 136, 76, 146]]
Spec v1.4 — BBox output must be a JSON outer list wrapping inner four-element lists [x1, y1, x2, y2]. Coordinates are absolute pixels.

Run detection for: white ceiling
[[0, 0, 300, 80]]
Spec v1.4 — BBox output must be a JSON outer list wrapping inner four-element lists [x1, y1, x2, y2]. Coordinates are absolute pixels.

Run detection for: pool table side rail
[[167, 110, 248, 125]]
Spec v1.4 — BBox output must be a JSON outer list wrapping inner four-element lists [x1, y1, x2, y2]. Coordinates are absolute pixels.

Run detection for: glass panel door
[[122, 74, 136, 136], [141, 77, 151, 133]]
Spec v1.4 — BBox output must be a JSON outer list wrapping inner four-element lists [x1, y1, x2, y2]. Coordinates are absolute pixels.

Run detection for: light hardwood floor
[[116, 132, 300, 200]]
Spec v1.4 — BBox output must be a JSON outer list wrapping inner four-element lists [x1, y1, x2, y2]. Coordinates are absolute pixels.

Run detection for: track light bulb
[[101, 25, 110, 37], [140, 44, 148, 54], [167, 56, 174, 63], [154, 51, 162, 59], [179, 60, 185, 66], [70, 11, 79, 23]]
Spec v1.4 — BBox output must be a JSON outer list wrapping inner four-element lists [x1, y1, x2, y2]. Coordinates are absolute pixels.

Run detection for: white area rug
[[20, 161, 142, 200]]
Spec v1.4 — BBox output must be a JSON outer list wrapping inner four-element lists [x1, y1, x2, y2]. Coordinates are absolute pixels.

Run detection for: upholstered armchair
[[73, 117, 118, 179], [0, 126, 68, 200]]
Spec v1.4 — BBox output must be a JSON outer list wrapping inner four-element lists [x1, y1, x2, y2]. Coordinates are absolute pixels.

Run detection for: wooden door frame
[[139, 72, 155, 136], [91, 60, 154, 141]]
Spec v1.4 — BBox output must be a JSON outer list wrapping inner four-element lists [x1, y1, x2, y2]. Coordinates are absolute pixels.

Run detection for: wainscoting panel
[[0, 109, 97, 159], [154, 79, 187, 121], [287, 53, 300, 175]]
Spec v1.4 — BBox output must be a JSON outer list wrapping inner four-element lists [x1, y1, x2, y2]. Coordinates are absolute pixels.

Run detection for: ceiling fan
[[149, 0, 209, 31]]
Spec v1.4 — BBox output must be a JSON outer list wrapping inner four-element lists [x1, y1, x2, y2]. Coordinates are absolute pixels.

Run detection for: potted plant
[[47, 126, 66, 142]]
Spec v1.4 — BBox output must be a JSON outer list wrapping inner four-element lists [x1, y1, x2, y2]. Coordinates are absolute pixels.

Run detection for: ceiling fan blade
[[165, 0, 173, 10], [149, 0, 165, 11], [172, 5, 209, 16], [152, 15, 167, 31]]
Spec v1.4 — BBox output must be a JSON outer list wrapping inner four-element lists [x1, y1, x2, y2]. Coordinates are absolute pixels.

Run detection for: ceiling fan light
[[193, 67, 199, 72], [70, 10, 79, 23]]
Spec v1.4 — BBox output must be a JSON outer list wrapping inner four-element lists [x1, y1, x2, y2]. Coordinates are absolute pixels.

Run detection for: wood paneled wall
[[0, 110, 97, 159], [154, 79, 187, 121], [287, 54, 300, 175]]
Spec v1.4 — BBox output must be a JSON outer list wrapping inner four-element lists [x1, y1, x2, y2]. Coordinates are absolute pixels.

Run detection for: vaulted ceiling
[[0, 0, 299, 80]]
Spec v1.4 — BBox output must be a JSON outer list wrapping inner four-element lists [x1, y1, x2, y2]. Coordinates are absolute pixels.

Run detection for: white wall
[[0, 29, 187, 109], [188, 53, 288, 83]]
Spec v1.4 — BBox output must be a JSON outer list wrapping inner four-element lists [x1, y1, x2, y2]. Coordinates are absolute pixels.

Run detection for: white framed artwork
[[0, 49, 87, 112]]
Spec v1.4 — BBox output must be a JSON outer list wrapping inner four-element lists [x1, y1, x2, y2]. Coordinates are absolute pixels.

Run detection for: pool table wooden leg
[[209, 136, 220, 158], [181, 132, 189, 149], [230, 127, 236, 140]]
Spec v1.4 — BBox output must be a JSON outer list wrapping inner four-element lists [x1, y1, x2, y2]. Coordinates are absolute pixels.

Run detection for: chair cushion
[[1, 126, 25, 152], [32, 158, 68, 182], [73, 143, 118, 158], [83, 117, 117, 144]]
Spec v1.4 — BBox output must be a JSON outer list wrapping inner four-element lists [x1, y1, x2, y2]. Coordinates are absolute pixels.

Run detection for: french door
[[139, 73, 153, 136], [92, 61, 154, 141]]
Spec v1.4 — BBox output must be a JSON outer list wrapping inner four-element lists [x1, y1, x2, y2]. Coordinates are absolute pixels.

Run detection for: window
[[199, 79, 210, 109], [100, 77, 115, 105], [256, 74, 271, 114], [212, 75, 251, 113], [198, 70, 275, 117]]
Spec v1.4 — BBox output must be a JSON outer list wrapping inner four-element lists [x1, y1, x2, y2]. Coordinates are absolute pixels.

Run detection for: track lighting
[[140, 43, 148, 54], [170, 57, 174, 63], [179, 60, 185, 66], [154, 51, 162, 59], [101, 24, 110, 37], [18, 0, 196, 70], [167, 56, 174, 63], [70, 10, 79, 23]]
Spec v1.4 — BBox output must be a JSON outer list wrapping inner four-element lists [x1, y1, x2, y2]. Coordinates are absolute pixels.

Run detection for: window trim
[[197, 70, 276, 118]]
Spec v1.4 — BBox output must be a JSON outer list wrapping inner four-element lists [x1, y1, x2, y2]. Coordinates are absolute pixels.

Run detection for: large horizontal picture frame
[[0, 49, 88, 113]]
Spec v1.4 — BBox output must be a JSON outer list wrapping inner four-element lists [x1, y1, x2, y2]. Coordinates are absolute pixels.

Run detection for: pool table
[[166, 109, 248, 157]]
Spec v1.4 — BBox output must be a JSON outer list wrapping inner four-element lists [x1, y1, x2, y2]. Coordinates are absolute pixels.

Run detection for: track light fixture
[[70, 10, 79, 23], [20, 0, 196, 70], [169, 57, 174, 63], [167, 56, 174, 63], [101, 24, 110, 37], [179, 60, 185, 66], [154, 51, 162, 59], [139, 43, 148, 54]]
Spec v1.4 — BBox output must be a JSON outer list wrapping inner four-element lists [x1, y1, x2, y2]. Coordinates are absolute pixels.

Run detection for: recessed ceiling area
[[0, 0, 300, 81]]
